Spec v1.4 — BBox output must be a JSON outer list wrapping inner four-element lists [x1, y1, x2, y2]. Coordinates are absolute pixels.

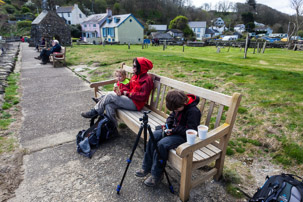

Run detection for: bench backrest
[[121, 63, 241, 138]]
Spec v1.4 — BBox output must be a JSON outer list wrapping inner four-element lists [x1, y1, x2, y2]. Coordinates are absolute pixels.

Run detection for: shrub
[[17, 21, 32, 29]]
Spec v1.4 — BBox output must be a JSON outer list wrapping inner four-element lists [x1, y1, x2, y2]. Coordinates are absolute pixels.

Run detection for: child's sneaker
[[144, 175, 163, 187], [135, 169, 149, 177]]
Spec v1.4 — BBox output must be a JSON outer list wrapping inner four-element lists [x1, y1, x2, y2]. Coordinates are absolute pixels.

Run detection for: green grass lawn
[[66, 44, 303, 172]]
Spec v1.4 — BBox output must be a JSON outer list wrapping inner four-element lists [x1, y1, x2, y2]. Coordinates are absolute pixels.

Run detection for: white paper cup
[[198, 125, 208, 140], [186, 130, 197, 145]]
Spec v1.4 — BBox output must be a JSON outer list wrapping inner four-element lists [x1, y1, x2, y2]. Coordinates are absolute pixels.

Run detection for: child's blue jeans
[[142, 129, 186, 178]]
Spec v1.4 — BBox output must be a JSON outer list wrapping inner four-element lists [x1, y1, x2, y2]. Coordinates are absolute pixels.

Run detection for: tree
[[290, 0, 303, 36], [247, 0, 256, 10], [241, 12, 255, 32], [113, 2, 120, 14], [169, 15, 193, 38]]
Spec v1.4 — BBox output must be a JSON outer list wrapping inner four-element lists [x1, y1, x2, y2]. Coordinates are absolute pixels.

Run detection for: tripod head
[[139, 110, 151, 124]]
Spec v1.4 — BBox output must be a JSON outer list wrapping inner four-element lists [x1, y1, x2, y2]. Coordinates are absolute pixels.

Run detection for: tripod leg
[[117, 124, 144, 194], [147, 125, 174, 194]]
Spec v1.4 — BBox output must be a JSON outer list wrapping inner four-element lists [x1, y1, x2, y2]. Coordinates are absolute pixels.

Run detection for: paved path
[[9, 43, 235, 202]]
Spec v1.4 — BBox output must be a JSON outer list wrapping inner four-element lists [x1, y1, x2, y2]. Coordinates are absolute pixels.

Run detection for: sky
[[190, 0, 295, 15]]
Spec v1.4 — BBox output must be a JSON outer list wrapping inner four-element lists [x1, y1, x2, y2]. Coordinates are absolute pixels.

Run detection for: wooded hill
[[0, 0, 294, 36]]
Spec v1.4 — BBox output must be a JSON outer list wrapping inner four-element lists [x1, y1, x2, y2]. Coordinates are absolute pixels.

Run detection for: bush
[[17, 21, 32, 29], [4, 4, 15, 14]]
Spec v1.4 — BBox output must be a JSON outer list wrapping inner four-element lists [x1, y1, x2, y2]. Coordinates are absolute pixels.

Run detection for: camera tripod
[[116, 111, 174, 194]]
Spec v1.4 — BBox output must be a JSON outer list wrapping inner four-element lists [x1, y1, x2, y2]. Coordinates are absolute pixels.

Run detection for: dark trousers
[[40, 49, 51, 63], [142, 129, 186, 178]]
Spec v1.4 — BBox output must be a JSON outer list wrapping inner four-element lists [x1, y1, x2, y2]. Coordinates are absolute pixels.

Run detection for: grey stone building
[[30, 0, 71, 47]]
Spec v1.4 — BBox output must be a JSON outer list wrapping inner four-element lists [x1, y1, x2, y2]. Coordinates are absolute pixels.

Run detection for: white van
[[222, 35, 238, 41]]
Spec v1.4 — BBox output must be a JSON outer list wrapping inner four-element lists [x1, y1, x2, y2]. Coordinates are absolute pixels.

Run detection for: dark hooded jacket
[[125, 57, 154, 110], [166, 94, 201, 138]]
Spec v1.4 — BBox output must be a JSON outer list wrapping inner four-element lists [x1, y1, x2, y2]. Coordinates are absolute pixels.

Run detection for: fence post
[[244, 35, 249, 59], [262, 41, 267, 53], [128, 42, 130, 49]]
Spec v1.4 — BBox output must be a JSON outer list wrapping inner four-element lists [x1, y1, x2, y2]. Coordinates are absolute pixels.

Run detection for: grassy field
[[66, 44, 303, 173]]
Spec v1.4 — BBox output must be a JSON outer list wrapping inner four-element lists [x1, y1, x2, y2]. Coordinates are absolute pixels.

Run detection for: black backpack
[[76, 114, 115, 158], [250, 173, 303, 202]]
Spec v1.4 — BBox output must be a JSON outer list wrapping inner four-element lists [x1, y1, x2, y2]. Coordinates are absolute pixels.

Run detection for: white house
[[101, 14, 144, 44], [148, 25, 167, 33], [254, 21, 273, 34], [213, 17, 225, 27], [234, 24, 245, 33], [56, 4, 86, 25], [81, 9, 112, 43], [188, 21, 206, 40]]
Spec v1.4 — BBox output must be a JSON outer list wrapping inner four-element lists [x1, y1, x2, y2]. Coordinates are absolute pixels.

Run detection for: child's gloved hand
[[165, 129, 172, 135]]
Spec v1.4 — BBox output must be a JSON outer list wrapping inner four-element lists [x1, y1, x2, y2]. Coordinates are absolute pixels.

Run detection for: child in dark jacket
[[136, 90, 201, 187]]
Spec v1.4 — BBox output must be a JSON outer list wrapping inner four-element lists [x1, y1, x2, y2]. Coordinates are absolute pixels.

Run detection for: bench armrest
[[90, 79, 116, 88], [176, 123, 230, 158]]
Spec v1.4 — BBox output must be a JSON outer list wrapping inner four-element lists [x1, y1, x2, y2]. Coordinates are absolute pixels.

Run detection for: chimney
[[106, 8, 112, 17], [74, 4, 78, 8]]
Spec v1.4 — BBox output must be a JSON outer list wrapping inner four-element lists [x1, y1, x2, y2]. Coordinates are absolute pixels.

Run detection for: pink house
[[81, 9, 112, 43]]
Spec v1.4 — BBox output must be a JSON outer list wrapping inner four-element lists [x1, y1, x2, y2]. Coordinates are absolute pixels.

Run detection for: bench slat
[[159, 85, 166, 112], [201, 146, 215, 156], [150, 74, 232, 106], [205, 101, 215, 127], [215, 104, 224, 128], [207, 144, 221, 154]]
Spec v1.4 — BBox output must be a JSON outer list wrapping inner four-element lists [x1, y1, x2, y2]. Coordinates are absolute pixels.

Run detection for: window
[[197, 28, 201, 32], [112, 39, 115, 42], [108, 28, 114, 37], [197, 34, 200, 38], [68, 21, 71, 24], [84, 24, 87, 28], [68, 13, 70, 17], [103, 28, 107, 37], [79, 14, 82, 18], [93, 24, 96, 27], [108, 38, 111, 42], [138, 38, 141, 41], [129, 19, 132, 22]]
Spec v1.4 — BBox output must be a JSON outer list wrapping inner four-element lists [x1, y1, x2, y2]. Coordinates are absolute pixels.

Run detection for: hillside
[[0, 0, 294, 37]]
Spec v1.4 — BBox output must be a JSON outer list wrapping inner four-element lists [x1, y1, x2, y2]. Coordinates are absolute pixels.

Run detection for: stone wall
[[0, 42, 19, 109], [30, 11, 71, 47]]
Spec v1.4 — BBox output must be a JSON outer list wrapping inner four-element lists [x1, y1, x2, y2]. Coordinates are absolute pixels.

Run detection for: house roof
[[148, 25, 167, 31], [205, 28, 215, 34], [82, 14, 108, 24], [32, 11, 48, 24], [188, 21, 206, 28], [167, 29, 183, 33], [102, 14, 144, 29], [56, 6, 73, 13], [151, 32, 173, 39]]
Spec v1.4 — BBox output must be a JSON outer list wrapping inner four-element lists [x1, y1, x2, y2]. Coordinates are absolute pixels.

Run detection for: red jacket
[[125, 57, 154, 110]]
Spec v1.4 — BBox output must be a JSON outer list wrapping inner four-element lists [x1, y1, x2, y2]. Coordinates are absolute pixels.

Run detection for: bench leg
[[179, 153, 193, 202], [214, 136, 228, 180]]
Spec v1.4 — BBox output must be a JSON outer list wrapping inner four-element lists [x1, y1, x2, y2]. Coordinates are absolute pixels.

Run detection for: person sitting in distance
[[35, 40, 61, 65], [135, 90, 201, 187]]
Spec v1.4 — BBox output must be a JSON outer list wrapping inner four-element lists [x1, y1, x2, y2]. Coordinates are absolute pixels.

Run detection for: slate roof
[[56, 6, 73, 13], [102, 14, 143, 28], [148, 25, 167, 31], [82, 14, 108, 24], [188, 21, 206, 28], [32, 11, 48, 24]]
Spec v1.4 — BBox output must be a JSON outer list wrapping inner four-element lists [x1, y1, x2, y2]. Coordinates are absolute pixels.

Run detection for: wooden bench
[[90, 63, 242, 201], [50, 46, 66, 67]]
